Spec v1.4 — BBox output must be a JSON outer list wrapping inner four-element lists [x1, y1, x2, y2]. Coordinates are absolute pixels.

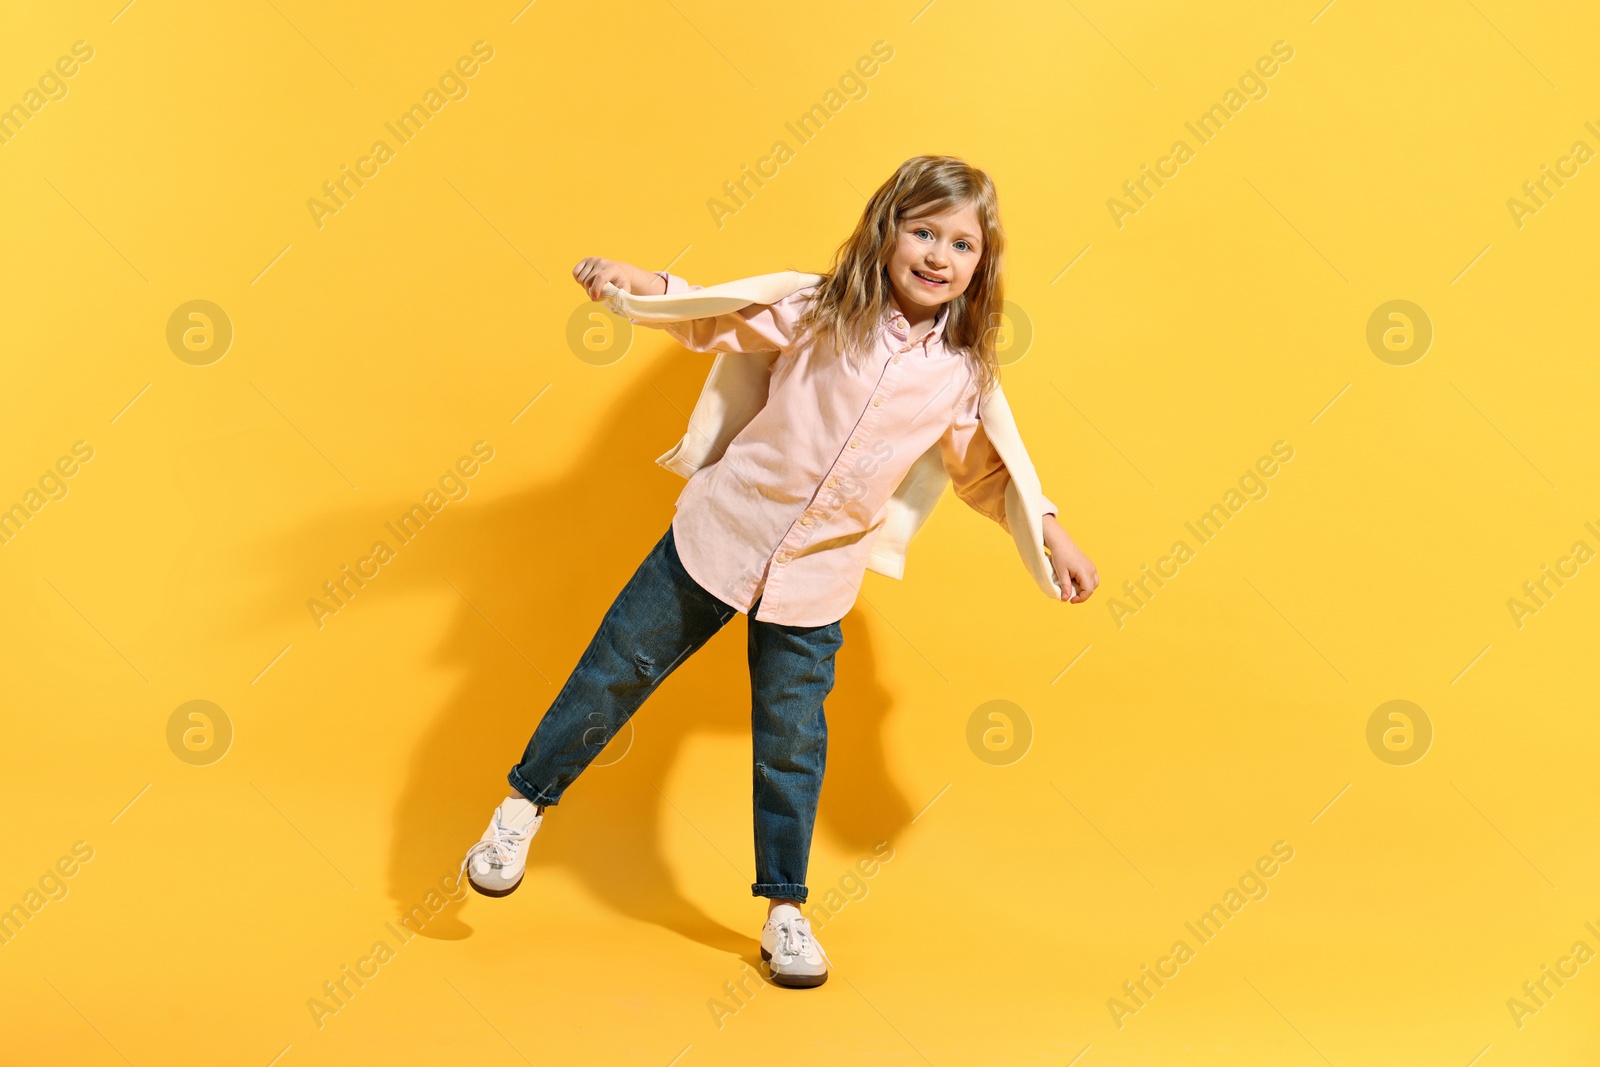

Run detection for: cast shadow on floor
[[248, 351, 917, 956]]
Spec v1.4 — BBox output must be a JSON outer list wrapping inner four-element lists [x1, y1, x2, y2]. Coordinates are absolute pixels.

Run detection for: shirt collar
[[883, 300, 950, 350]]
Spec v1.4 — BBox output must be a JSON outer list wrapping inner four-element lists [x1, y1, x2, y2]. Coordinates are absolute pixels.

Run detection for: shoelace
[[460, 814, 535, 874], [773, 917, 832, 968]]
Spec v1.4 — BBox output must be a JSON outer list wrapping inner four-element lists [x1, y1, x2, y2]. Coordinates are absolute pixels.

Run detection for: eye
[[955, 239, 974, 252], [913, 227, 932, 240]]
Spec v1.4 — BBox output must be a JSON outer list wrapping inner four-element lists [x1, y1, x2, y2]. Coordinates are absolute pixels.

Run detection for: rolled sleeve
[[655, 269, 695, 296]]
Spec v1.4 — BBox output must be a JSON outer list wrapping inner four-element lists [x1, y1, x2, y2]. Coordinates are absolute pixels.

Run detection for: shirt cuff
[[656, 270, 695, 295], [1040, 492, 1058, 520]]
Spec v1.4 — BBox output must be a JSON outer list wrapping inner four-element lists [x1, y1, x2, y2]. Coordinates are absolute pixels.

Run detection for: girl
[[463, 155, 1099, 988]]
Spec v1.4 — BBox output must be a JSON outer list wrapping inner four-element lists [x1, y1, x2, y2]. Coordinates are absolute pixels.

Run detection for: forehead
[[903, 202, 982, 240]]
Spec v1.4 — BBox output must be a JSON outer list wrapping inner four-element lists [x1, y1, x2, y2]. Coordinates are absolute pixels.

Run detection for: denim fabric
[[508, 522, 843, 903]]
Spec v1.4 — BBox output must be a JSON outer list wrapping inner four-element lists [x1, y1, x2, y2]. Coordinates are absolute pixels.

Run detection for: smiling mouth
[[911, 269, 947, 286]]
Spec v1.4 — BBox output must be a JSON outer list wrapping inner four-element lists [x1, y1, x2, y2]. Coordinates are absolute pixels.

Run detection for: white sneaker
[[760, 904, 831, 988], [462, 796, 543, 897]]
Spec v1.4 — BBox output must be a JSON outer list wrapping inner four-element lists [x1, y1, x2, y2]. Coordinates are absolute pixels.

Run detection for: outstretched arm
[[573, 257, 667, 298], [939, 386, 1099, 603], [571, 256, 798, 355], [937, 382, 1055, 533]]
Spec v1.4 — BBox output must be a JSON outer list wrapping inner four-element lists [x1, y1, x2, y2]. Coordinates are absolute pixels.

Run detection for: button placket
[[769, 345, 903, 585], [746, 314, 947, 625]]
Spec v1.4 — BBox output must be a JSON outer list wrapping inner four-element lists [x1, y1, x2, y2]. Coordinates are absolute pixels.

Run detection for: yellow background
[[3, 0, 1598, 1063]]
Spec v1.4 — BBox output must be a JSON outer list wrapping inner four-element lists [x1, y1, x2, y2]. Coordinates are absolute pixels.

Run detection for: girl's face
[[884, 201, 984, 320]]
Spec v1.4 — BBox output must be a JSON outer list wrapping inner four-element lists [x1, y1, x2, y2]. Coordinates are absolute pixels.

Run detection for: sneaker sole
[[761, 946, 828, 988], [467, 873, 524, 898]]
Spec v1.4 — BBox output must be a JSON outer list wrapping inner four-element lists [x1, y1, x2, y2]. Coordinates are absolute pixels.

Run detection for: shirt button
[[849, 439, 860, 448], [826, 477, 837, 487], [801, 517, 813, 526], [872, 397, 883, 407], [892, 355, 902, 364]]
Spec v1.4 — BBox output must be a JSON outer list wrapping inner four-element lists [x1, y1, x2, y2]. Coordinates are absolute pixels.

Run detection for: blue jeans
[[508, 522, 843, 903]]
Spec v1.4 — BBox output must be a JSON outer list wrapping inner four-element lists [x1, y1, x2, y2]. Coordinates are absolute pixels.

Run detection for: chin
[[899, 276, 952, 307]]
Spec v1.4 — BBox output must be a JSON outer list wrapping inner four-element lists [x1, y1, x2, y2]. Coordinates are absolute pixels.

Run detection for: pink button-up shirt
[[645, 270, 1056, 627]]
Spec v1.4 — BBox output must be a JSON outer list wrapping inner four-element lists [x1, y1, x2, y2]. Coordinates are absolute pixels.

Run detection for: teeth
[[914, 271, 945, 283]]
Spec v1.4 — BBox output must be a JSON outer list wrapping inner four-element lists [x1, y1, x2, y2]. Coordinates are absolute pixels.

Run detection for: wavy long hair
[[792, 155, 1007, 400]]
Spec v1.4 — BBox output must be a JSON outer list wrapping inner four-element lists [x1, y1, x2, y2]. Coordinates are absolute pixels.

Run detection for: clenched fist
[[572, 257, 666, 301]]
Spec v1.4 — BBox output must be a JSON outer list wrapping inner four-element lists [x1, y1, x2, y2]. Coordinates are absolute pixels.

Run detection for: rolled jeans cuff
[[753, 881, 808, 903], [507, 767, 561, 807]]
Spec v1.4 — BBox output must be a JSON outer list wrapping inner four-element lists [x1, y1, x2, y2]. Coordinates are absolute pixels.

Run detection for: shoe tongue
[[769, 904, 803, 924], [499, 797, 538, 829]]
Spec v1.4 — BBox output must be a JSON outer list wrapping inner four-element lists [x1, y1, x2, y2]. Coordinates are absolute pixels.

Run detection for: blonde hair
[[791, 154, 1007, 400]]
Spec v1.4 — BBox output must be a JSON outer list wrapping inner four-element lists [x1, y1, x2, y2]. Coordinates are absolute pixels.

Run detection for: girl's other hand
[[572, 257, 665, 300], [1042, 514, 1099, 603]]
